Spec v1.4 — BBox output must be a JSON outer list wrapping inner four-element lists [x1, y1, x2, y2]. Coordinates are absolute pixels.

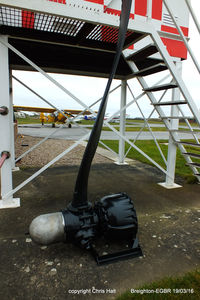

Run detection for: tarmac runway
[[18, 124, 200, 140]]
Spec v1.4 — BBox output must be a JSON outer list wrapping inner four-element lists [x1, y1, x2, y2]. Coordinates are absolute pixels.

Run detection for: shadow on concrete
[[0, 162, 199, 299]]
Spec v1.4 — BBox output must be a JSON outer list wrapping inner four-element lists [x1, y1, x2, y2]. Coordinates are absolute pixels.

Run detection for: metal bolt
[[0, 106, 9, 115]]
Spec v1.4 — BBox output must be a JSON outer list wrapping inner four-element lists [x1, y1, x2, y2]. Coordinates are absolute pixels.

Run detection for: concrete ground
[[0, 161, 200, 300], [18, 124, 200, 140]]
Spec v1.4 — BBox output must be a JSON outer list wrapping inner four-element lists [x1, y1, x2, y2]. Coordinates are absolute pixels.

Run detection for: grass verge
[[100, 140, 198, 183], [116, 269, 200, 300], [100, 126, 167, 132], [16, 117, 41, 124]]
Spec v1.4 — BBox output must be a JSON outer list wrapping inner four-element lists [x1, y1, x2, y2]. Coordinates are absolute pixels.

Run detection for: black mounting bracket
[[90, 238, 143, 265]]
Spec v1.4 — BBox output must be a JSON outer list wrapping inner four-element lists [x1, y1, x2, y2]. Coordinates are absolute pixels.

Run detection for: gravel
[[15, 135, 112, 168]]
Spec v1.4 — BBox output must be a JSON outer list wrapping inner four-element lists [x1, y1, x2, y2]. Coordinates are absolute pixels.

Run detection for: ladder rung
[[183, 152, 200, 158], [133, 63, 167, 77], [177, 141, 200, 147], [186, 162, 200, 168], [126, 44, 158, 62], [143, 83, 178, 92], [153, 101, 187, 106], [135, 58, 164, 70]]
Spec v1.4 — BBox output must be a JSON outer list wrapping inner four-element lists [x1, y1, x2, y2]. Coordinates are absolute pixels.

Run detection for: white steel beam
[[73, 84, 121, 122], [0, 0, 152, 34], [150, 27, 200, 181], [163, 0, 200, 75], [12, 75, 71, 122], [133, 89, 168, 143], [2, 132, 90, 200], [118, 80, 127, 164], [14, 78, 120, 162], [104, 120, 168, 175], [0, 0, 111, 25], [127, 83, 167, 166], [150, 27, 200, 128], [126, 32, 199, 184], [106, 92, 146, 124], [9, 70, 16, 170], [124, 88, 168, 159], [99, 140, 118, 157], [13, 73, 93, 138], [178, 106, 200, 144], [0, 41, 96, 116], [15, 124, 65, 163], [0, 36, 20, 208], [185, 0, 200, 36], [161, 61, 182, 188], [106, 71, 173, 159]]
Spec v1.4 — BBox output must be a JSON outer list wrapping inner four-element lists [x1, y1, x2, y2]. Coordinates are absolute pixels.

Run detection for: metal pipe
[[72, 0, 132, 208], [29, 2, 143, 264], [0, 152, 9, 168]]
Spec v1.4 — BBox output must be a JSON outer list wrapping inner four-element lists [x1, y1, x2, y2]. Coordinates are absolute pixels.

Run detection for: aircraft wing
[[13, 105, 95, 115]]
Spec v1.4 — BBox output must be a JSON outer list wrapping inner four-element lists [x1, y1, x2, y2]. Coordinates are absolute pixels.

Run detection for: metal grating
[[0, 7, 22, 27], [51, 18, 84, 35], [0, 6, 134, 45], [0, 6, 85, 35], [87, 24, 134, 44]]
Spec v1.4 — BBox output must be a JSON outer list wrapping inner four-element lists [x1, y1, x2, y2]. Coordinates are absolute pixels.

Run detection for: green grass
[[100, 140, 198, 183], [77, 119, 95, 125], [17, 117, 195, 129], [99, 126, 167, 132], [116, 270, 200, 300], [16, 117, 199, 183], [16, 117, 41, 124]]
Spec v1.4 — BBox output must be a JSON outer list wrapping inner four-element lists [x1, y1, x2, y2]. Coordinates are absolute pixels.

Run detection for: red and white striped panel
[[85, 0, 189, 59], [21, 0, 189, 59]]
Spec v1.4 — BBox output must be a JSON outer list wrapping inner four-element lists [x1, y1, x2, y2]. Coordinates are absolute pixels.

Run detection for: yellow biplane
[[13, 105, 95, 127]]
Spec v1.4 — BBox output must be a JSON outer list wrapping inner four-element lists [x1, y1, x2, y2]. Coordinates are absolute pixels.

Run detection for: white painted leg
[[159, 61, 182, 189], [9, 70, 19, 172], [117, 80, 127, 165], [0, 36, 20, 208]]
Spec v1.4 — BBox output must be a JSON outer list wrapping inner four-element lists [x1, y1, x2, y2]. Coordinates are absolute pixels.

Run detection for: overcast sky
[[12, 1, 200, 118]]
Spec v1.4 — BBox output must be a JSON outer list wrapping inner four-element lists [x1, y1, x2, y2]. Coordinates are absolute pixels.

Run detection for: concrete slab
[[158, 182, 182, 189], [0, 163, 199, 300]]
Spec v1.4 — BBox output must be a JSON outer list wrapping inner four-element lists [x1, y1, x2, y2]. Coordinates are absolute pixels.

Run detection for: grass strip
[[116, 269, 200, 300], [100, 140, 198, 183]]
